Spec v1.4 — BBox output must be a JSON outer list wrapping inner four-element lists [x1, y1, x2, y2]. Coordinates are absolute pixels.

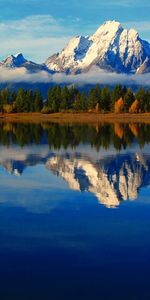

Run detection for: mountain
[[1, 142, 150, 208], [0, 53, 49, 73], [0, 144, 51, 175], [46, 152, 150, 208], [45, 20, 150, 74], [1, 21, 150, 77], [136, 56, 150, 74]]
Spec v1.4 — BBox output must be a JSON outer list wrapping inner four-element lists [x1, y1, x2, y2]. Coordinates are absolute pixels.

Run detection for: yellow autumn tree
[[114, 98, 124, 113], [95, 103, 101, 113], [3, 104, 14, 113], [129, 100, 139, 113]]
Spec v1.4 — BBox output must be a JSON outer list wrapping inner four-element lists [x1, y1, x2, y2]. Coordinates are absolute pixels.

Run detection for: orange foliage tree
[[129, 100, 139, 113], [114, 98, 124, 113], [114, 123, 124, 139]]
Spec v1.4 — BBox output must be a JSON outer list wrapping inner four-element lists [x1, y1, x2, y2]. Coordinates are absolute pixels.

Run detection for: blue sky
[[0, 0, 150, 62]]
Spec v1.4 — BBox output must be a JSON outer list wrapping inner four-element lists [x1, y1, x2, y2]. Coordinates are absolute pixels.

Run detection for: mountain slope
[[45, 20, 150, 74], [0, 53, 49, 73]]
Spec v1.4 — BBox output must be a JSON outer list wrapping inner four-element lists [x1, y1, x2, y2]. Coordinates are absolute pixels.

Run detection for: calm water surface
[[0, 122, 150, 300]]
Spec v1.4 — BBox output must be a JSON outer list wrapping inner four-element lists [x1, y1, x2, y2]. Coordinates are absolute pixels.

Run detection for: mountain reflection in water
[[46, 152, 150, 208], [0, 122, 150, 300], [0, 122, 150, 209]]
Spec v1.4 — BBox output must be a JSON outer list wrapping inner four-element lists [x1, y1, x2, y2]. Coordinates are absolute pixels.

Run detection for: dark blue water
[[0, 123, 150, 300]]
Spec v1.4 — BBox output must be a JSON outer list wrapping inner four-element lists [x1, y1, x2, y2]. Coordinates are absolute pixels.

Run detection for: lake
[[0, 122, 150, 300]]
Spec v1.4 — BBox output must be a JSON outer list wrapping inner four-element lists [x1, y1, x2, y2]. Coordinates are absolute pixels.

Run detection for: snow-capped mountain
[[0, 142, 150, 208], [46, 152, 150, 208], [45, 20, 150, 74], [0, 21, 150, 76], [0, 53, 49, 73]]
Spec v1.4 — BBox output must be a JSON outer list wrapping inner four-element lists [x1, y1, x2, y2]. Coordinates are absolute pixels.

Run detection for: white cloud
[[0, 37, 70, 64], [0, 66, 150, 87], [0, 15, 66, 36], [0, 15, 73, 63]]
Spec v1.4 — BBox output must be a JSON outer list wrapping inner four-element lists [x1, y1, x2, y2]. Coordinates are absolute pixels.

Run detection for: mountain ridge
[[45, 20, 150, 74], [0, 20, 150, 76], [0, 53, 52, 73]]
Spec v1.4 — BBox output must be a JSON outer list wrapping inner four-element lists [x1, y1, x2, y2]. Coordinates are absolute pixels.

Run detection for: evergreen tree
[[26, 90, 35, 112], [51, 86, 61, 112], [60, 86, 70, 110], [1, 88, 10, 105], [73, 94, 82, 111], [11, 91, 17, 104], [16, 88, 26, 112], [88, 85, 101, 110], [101, 86, 111, 112], [47, 88, 53, 111], [124, 88, 135, 112], [80, 91, 87, 111], [144, 91, 150, 112], [136, 88, 146, 112], [73, 92, 87, 111], [111, 85, 124, 110], [69, 86, 79, 108], [34, 90, 43, 112]]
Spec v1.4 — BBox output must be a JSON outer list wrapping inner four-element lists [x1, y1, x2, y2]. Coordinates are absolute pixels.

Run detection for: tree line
[[0, 84, 150, 113], [0, 122, 150, 150]]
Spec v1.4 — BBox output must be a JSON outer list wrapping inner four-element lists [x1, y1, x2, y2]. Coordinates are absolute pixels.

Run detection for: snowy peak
[[1, 53, 27, 68], [45, 35, 92, 72], [13, 52, 26, 62], [0, 20, 150, 75], [62, 35, 91, 60], [45, 20, 150, 74], [0, 53, 50, 73], [91, 20, 123, 41]]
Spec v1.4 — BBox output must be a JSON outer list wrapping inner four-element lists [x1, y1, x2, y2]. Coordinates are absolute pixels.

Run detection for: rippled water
[[0, 122, 150, 300]]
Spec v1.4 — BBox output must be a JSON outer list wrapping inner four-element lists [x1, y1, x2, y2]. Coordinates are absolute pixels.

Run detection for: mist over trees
[[0, 84, 150, 113]]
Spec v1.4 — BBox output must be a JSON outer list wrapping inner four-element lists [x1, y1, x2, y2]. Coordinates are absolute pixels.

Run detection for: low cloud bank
[[0, 66, 150, 87]]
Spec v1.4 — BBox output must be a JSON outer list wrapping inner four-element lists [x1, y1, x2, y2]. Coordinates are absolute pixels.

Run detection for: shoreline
[[0, 112, 150, 123]]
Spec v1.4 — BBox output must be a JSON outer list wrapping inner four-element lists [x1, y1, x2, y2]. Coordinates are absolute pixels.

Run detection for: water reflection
[[0, 122, 150, 149], [46, 152, 150, 208], [0, 122, 150, 300], [0, 122, 150, 209]]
